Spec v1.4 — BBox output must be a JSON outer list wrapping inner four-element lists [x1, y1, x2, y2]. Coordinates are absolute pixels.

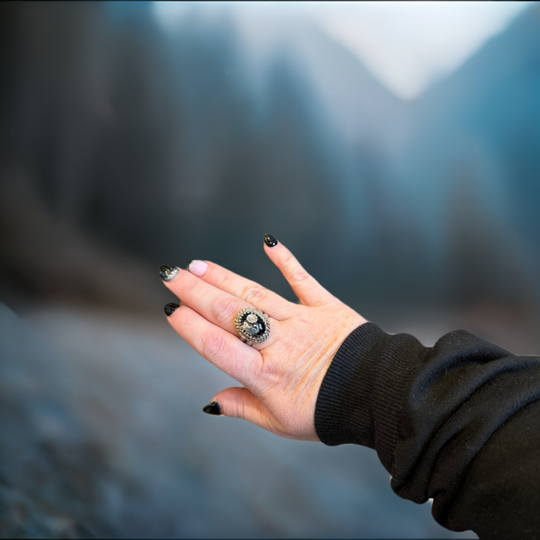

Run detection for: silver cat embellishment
[[242, 315, 261, 336], [235, 308, 270, 344]]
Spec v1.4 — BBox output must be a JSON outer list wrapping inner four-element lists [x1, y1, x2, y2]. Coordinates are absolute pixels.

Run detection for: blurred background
[[1, 1, 539, 538]]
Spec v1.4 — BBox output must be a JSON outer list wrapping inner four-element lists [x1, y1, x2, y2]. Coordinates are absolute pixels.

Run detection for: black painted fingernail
[[159, 265, 179, 282], [203, 401, 222, 416], [164, 302, 180, 317], [264, 233, 278, 247]]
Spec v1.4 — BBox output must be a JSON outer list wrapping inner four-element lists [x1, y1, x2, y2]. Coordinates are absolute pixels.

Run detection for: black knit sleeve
[[314, 322, 540, 539]]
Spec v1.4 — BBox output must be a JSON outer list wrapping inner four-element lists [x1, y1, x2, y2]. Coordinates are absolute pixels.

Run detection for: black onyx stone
[[240, 313, 266, 337]]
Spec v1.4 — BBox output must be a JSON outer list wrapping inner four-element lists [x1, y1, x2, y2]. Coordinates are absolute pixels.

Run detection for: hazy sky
[[312, 2, 532, 99], [153, 1, 533, 99]]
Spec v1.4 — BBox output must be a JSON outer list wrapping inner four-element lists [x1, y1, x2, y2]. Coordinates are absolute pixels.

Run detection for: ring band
[[234, 308, 270, 346]]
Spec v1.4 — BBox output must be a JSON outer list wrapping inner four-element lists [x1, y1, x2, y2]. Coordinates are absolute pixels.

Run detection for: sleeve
[[314, 322, 540, 540]]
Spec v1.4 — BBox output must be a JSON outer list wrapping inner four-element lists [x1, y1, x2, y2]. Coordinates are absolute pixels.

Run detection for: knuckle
[[180, 275, 199, 295], [258, 359, 282, 387], [243, 284, 269, 305], [245, 358, 264, 384], [281, 254, 310, 283], [282, 253, 296, 269], [291, 268, 310, 282], [201, 331, 228, 359], [213, 296, 241, 326], [236, 398, 246, 420], [214, 270, 230, 288], [176, 306, 195, 326]]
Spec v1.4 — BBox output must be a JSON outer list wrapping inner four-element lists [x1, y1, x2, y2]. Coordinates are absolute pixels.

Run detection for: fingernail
[[203, 401, 222, 416], [164, 302, 180, 316], [159, 265, 180, 282], [188, 260, 208, 277], [264, 233, 278, 247]]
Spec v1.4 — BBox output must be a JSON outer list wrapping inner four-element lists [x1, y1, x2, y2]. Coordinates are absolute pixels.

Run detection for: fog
[[1, 2, 538, 538]]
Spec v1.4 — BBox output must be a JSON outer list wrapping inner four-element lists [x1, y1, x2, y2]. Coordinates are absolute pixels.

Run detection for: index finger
[[187, 260, 293, 320]]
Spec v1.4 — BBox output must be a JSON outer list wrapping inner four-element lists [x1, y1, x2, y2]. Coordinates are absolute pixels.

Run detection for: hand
[[160, 235, 367, 441]]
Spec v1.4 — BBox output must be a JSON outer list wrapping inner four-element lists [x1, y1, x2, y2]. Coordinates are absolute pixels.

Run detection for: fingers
[[162, 267, 279, 349], [205, 387, 285, 436], [263, 236, 333, 307], [167, 304, 262, 385], [187, 260, 292, 320]]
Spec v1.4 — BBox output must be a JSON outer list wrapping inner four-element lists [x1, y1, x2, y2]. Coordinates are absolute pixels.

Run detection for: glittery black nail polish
[[203, 401, 222, 416], [164, 302, 180, 317], [159, 265, 179, 282], [264, 233, 278, 247]]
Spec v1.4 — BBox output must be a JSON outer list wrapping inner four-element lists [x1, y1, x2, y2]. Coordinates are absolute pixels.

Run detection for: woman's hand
[[160, 235, 367, 441]]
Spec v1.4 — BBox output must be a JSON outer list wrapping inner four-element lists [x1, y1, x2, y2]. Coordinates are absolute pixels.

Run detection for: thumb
[[203, 387, 282, 434]]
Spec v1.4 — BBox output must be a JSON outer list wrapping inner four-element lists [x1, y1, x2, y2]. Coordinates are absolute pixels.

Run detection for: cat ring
[[234, 308, 270, 346]]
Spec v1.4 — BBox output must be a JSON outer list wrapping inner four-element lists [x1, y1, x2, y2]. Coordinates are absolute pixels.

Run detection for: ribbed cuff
[[315, 322, 426, 472]]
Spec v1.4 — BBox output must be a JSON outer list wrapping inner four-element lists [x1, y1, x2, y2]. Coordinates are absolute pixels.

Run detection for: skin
[[162, 240, 367, 441]]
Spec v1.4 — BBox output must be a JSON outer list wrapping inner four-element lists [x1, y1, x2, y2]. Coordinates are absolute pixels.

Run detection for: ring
[[234, 308, 270, 346]]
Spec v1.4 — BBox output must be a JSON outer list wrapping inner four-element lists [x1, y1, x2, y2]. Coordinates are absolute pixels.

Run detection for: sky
[[153, 1, 533, 99]]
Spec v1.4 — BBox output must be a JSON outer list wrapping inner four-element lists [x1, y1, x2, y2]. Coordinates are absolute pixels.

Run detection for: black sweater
[[315, 323, 540, 540]]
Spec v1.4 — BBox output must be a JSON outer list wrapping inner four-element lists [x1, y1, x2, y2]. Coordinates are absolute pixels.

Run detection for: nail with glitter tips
[[159, 265, 179, 282], [203, 401, 222, 416], [164, 302, 180, 317], [264, 233, 278, 247]]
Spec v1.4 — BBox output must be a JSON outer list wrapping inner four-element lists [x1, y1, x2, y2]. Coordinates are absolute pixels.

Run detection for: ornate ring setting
[[234, 308, 270, 346]]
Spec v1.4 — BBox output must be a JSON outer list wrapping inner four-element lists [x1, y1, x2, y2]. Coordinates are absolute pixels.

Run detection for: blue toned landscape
[[1, 2, 539, 538]]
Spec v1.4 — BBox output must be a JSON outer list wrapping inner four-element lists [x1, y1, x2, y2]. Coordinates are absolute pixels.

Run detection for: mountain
[[0, 2, 538, 312], [397, 4, 540, 306]]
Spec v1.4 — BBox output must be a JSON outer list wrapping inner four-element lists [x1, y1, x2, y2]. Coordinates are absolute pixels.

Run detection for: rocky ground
[[0, 302, 478, 539]]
